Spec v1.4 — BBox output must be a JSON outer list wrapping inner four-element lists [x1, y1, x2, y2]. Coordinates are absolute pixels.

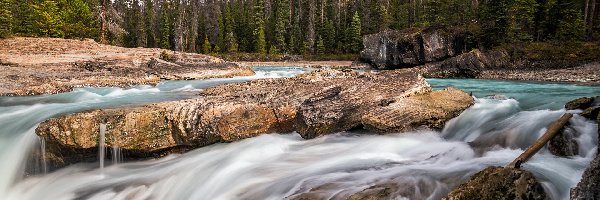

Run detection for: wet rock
[[443, 167, 547, 200], [571, 154, 600, 200], [580, 106, 600, 120], [36, 69, 474, 169], [360, 28, 475, 69], [547, 122, 579, 157], [565, 96, 600, 111]]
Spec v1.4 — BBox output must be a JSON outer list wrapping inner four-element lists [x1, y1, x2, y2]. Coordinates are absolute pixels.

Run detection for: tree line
[[0, 0, 598, 55]]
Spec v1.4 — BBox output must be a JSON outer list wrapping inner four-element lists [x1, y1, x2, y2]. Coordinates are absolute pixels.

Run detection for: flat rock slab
[[36, 69, 474, 169], [0, 37, 254, 96]]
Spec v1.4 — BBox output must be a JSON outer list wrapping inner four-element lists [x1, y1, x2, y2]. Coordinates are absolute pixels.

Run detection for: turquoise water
[[0, 71, 598, 200], [428, 78, 600, 110]]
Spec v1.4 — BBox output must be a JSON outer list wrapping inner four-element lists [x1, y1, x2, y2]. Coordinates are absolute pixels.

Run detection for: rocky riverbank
[[360, 28, 600, 85], [35, 68, 474, 170], [0, 37, 254, 96]]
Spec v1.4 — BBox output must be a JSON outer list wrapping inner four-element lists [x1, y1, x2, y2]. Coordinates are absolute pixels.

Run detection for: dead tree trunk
[[100, 0, 107, 44], [507, 113, 573, 169]]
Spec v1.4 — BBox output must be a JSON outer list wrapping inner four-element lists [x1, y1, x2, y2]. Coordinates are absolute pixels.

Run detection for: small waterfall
[[99, 123, 106, 171], [112, 147, 122, 165], [39, 137, 47, 174]]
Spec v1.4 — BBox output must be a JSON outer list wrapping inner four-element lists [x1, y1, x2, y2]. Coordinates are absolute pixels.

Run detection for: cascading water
[[99, 123, 106, 172], [0, 70, 598, 200]]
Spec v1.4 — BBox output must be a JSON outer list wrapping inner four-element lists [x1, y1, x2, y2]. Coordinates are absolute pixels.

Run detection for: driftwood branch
[[507, 113, 573, 169]]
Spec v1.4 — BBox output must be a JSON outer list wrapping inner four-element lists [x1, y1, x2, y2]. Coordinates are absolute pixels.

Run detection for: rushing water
[[0, 71, 599, 200]]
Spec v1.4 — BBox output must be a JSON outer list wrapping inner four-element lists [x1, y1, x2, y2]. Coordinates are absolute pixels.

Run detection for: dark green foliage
[[349, 11, 362, 53], [35, 1, 64, 37], [3, 0, 596, 56], [0, 0, 12, 38], [159, 3, 170, 49], [60, 0, 96, 39]]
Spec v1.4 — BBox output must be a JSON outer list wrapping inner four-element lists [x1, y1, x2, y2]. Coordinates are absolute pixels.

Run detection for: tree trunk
[[307, 0, 316, 52], [506, 113, 573, 169], [586, 0, 590, 24], [591, 0, 597, 37], [100, 0, 106, 44]]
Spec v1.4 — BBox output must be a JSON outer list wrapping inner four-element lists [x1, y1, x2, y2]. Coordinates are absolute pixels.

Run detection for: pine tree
[[508, 0, 538, 42], [145, 0, 156, 47], [479, 0, 511, 48], [202, 34, 211, 53], [555, 1, 585, 42], [316, 36, 325, 54], [349, 11, 362, 53], [61, 0, 96, 39], [35, 0, 65, 38], [253, 0, 267, 54], [272, 0, 288, 53], [159, 3, 171, 49], [225, 32, 239, 53], [12, 0, 36, 36], [0, 0, 12, 38]]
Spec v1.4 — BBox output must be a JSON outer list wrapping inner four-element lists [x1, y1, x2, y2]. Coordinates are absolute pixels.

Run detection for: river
[[0, 67, 598, 200]]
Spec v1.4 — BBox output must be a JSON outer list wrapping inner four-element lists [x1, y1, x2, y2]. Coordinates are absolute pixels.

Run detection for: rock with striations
[[36, 69, 474, 170], [443, 167, 547, 200], [360, 28, 476, 69]]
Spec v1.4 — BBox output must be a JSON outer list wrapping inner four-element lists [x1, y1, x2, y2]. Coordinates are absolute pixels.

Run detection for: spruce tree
[[145, 0, 156, 47], [0, 0, 12, 38], [349, 11, 362, 53], [253, 0, 267, 54], [202, 34, 211, 54], [508, 0, 538, 42], [272, 0, 288, 53], [159, 3, 171, 49], [479, 0, 511, 48], [316, 36, 325, 54], [61, 0, 96, 39], [12, 0, 36, 36], [35, 0, 65, 38]]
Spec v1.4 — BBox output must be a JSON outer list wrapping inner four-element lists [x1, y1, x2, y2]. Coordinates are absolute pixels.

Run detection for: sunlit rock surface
[[36, 69, 474, 169], [0, 37, 254, 96]]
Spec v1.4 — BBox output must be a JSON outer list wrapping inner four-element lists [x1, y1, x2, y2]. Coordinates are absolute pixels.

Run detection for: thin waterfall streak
[[99, 123, 106, 172], [112, 147, 122, 165], [40, 137, 47, 174]]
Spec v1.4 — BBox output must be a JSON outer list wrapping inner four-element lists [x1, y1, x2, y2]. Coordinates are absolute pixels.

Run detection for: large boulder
[[571, 154, 600, 199], [565, 96, 600, 111], [443, 167, 547, 200], [36, 69, 474, 169], [361, 87, 474, 132], [360, 28, 476, 69]]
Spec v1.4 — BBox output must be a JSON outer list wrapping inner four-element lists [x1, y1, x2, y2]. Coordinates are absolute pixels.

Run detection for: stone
[[565, 96, 599, 111], [547, 123, 579, 157], [360, 28, 475, 69], [362, 87, 474, 132], [0, 37, 253, 96], [443, 167, 547, 200], [571, 154, 600, 200], [36, 68, 474, 170]]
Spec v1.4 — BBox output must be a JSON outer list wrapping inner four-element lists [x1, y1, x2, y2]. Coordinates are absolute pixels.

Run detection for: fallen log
[[507, 113, 573, 169]]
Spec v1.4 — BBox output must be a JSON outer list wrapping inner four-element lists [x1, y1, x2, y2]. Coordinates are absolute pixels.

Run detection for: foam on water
[[0, 75, 598, 200]]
